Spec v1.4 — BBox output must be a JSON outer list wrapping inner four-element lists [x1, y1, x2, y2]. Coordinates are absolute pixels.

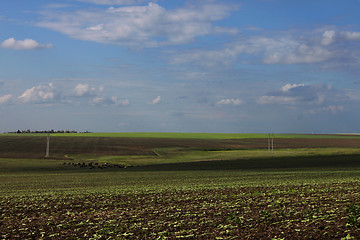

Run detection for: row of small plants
[[1, 182, 360, 239]]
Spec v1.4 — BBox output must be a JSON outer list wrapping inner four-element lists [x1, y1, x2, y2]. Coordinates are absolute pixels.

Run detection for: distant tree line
[[9, 129, 91, 134]]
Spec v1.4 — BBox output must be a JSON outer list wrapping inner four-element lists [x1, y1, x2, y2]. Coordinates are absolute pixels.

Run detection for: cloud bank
[[37, 2, 237, 47], [171, 29, 360, 70], [1, 83, 128, 107]]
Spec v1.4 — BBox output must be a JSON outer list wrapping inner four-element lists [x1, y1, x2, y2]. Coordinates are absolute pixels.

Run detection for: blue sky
[[1, 0, 360, 133]]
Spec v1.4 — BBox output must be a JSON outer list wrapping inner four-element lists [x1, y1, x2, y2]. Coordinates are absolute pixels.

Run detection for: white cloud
[[0, 94, 13, 104], [1, 38, 53, 50], [17, 83, 56, 103], [172, 34, 334, 67], [151, 95, 161, 104], [74, 84, 129, 106], [90, 96, 129, 106], [281, 83, 305, 92], [74, 84, 91, 96], [1, 82, 131, 107], [74, 84, 101, 97], [261, 30, 360, 65], [342, 31, 360, 41], [257, 83, 334, 105], [320, 30, 360, 45], [257, 96, 298, 105], [171, 28, 360, 68], [37, 2, 237, 47], [112, 97, 129, 106], [86, 24, 104, 31], [216, 98, 243, 106], [259, 38, 333, 64], [90, 96, 104, 104], [321, 30, 336, 45]]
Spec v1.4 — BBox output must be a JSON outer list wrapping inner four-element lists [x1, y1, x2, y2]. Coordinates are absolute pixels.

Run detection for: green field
[[1, 133, 360, 239]]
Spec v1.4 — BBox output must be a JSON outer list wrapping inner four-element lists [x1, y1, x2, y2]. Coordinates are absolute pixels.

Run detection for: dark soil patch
[[1, 182, 360, 239]]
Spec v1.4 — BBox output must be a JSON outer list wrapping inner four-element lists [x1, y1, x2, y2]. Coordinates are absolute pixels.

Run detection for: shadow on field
[[3, 154, 360, 174], [129, 154, 360, 171]]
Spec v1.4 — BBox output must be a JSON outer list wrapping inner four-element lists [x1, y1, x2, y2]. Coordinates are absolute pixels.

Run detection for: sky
[[1, 0, 360, 133]]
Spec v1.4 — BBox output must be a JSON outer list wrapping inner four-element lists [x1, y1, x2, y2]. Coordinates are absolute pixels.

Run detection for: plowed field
[[1, 134, 360, 239], [2, 183, 360, 239], [1, 136, 360, 159]]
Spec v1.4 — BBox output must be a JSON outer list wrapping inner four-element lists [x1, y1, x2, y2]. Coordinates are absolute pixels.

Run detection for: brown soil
[[1, 183, 360, 239], [0, 136, 360, 159]]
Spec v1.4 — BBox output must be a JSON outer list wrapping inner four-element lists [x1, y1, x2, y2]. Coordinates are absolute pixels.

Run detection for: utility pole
[[268, 133, 274, 153], [45, 133, 50, 157]]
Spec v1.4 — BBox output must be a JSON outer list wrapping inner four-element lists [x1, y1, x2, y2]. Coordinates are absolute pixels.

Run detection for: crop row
[[1, 182, 360, 239]]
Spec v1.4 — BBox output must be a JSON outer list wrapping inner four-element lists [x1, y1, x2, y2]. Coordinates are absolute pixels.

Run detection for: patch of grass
[[69, 148, 360, 167], [1, 153, 360, 196], [347, 204, 360, 228]]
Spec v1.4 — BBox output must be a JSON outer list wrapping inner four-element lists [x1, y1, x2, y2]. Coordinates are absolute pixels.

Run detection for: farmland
[[1, 133, 360, 239]]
